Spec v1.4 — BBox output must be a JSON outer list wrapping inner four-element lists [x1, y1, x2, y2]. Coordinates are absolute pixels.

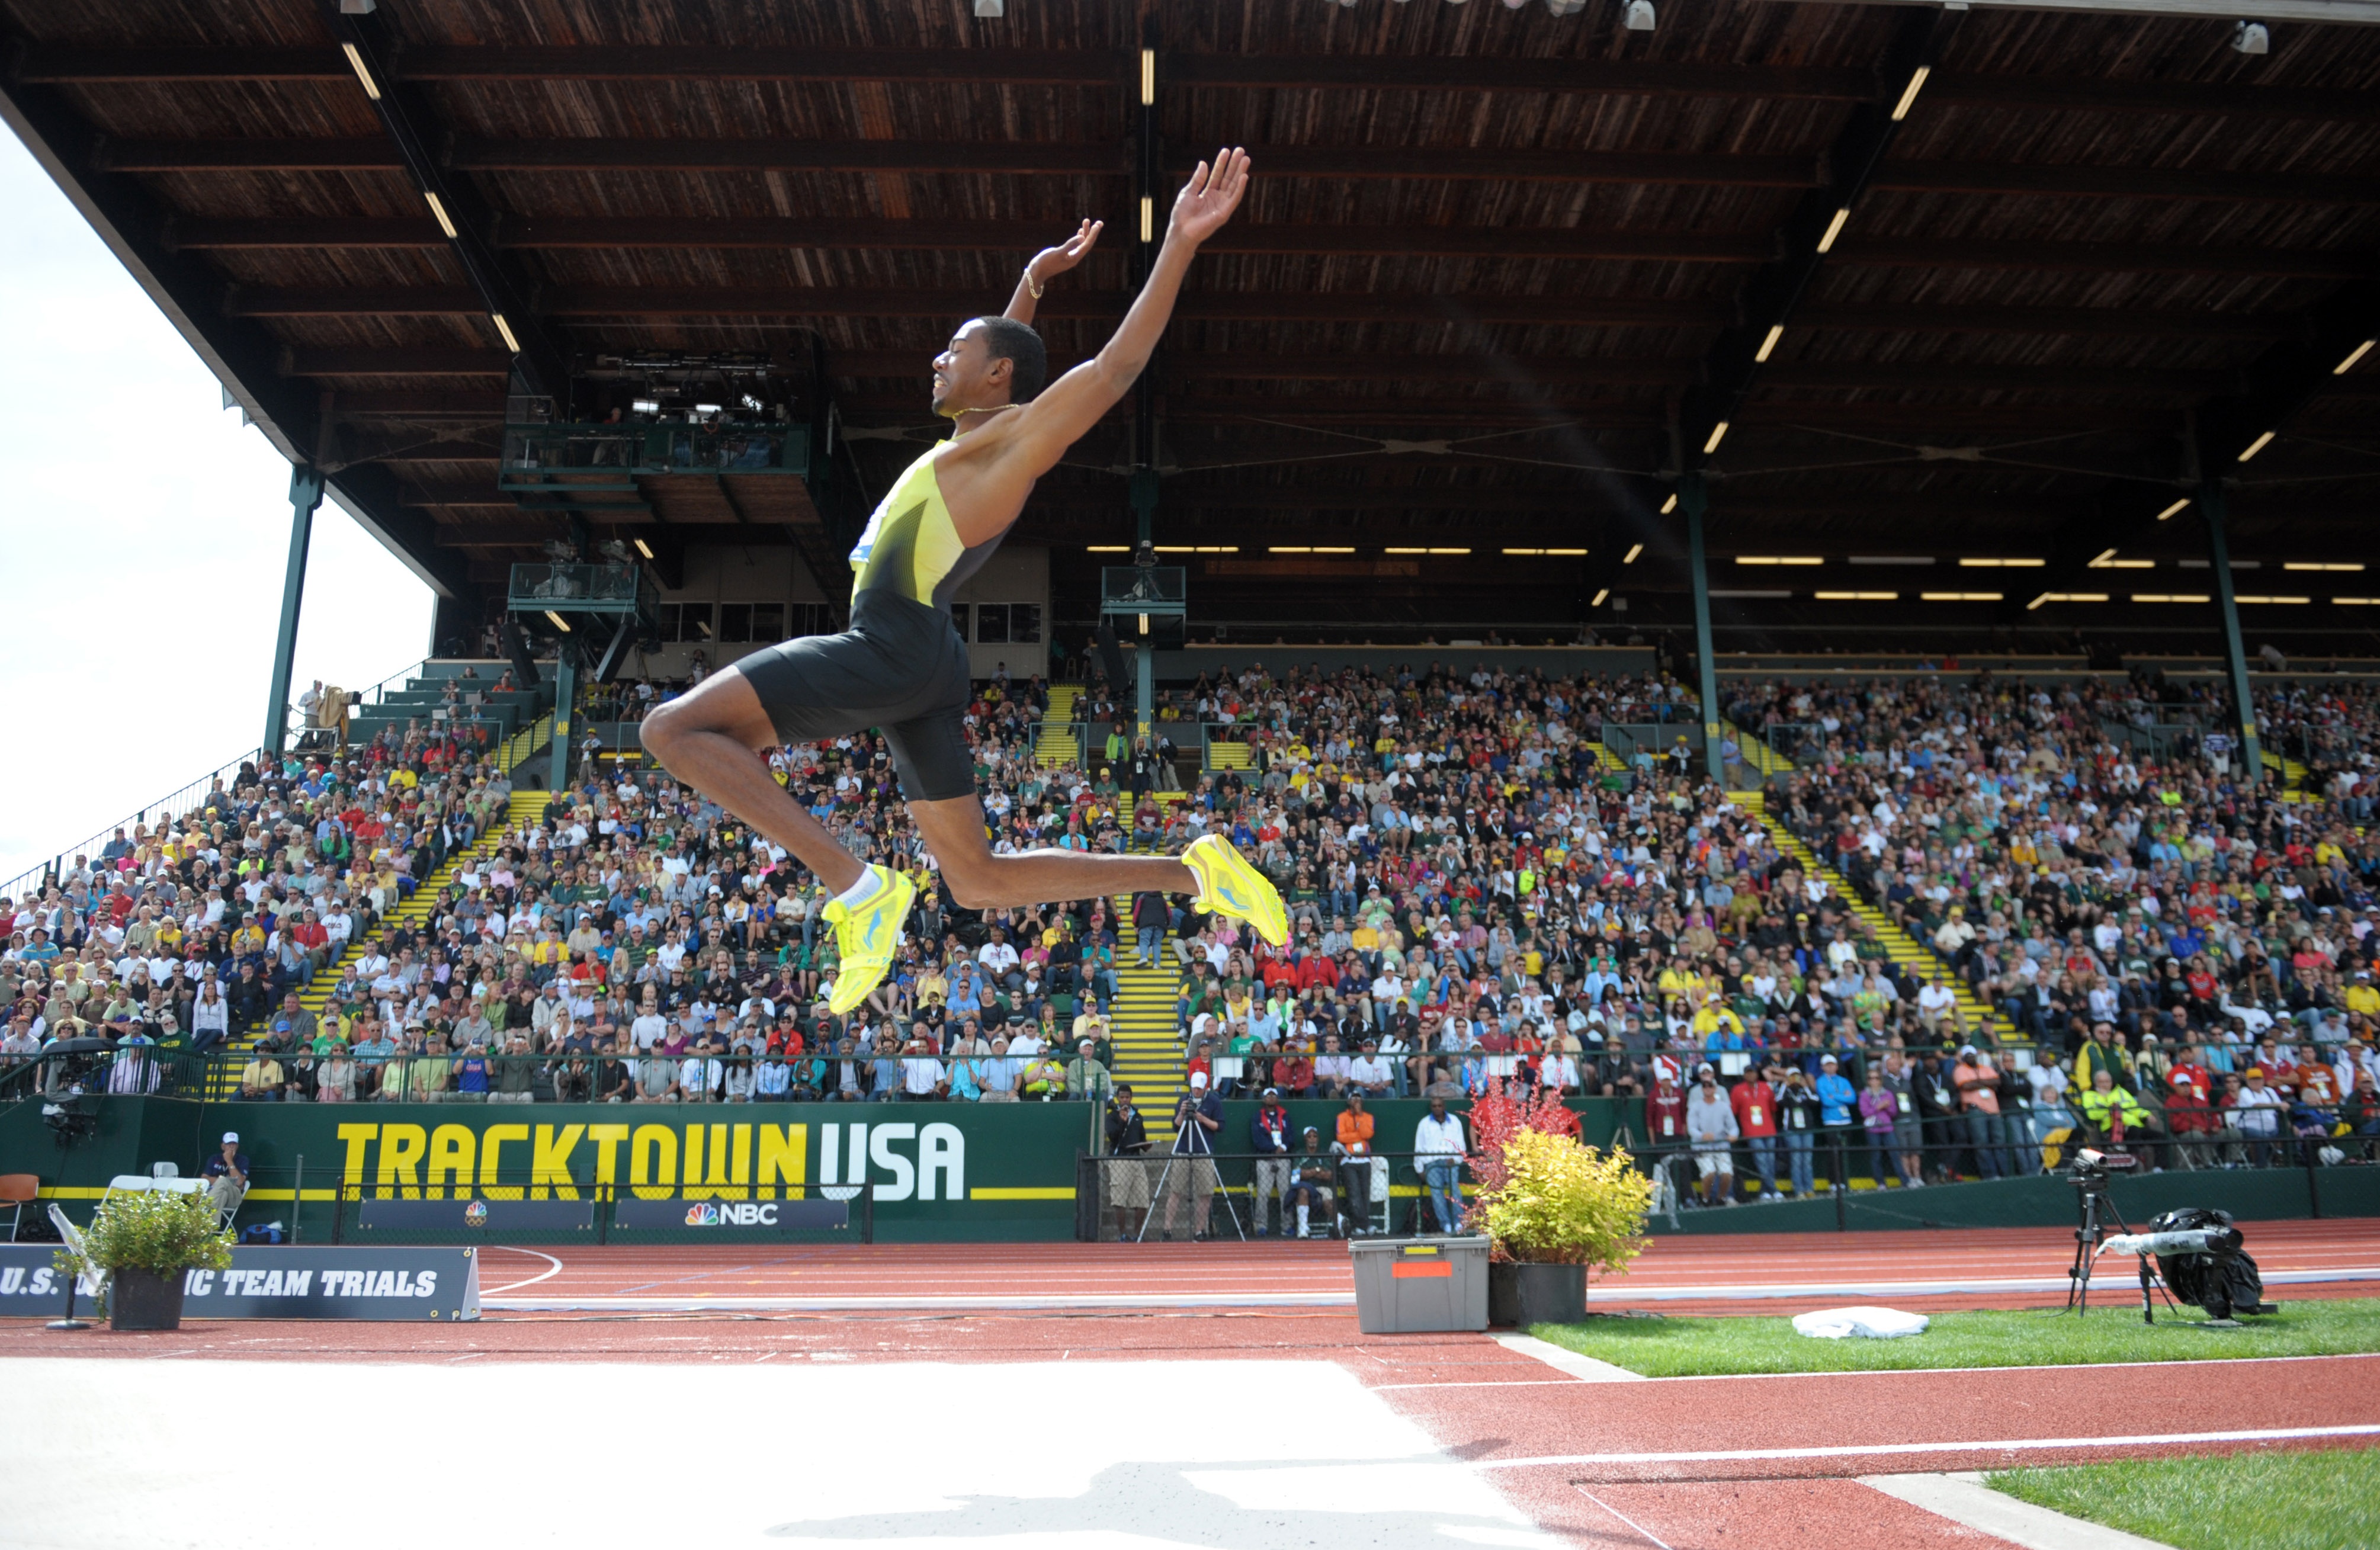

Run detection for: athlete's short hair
[[971, 317, 1047, 403]]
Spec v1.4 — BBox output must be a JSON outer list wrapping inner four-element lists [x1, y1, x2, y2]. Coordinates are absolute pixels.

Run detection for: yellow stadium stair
[[206, 788, 552, 1095], [1205, 733, 1253, 774], [1590, 739, 1627, 773], [1105, 891, 1186, 1148], [1726, 721, 1795, 780], [1035, 684, 1082, 769], [2262, 747, 2311, 803], [1732, 790, 2019, 1047]]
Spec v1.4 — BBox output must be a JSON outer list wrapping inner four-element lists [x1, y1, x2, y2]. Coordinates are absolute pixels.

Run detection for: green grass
[[1989, 1448, 2380, 1550], [1527, 1297, 2380, 1378]]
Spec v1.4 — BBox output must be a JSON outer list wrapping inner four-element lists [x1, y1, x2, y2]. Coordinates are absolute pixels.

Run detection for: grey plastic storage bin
[[1349, 1236, 1489, 1333]]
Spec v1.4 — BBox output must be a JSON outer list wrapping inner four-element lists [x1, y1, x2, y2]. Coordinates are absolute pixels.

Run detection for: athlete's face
[[932, 320, 1008, 417]]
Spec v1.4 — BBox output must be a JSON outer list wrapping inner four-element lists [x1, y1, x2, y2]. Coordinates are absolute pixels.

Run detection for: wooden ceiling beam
[[27, 47, 2377, 121], [115, 134, 2379, 203], [171, 219, 2377, 283], [224, 285, 2315, 338]]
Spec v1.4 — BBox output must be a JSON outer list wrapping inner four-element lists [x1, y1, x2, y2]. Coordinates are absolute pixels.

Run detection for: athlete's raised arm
[[1003, 219, 1102, 328], [999, 149, 1249, 467]]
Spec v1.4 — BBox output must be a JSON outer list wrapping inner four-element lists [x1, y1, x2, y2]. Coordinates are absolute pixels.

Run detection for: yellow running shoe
[[1182, 833, 1288, 947], [822, 865, 916, 1015]]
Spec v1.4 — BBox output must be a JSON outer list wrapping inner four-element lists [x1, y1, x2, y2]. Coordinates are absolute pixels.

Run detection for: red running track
[[474, 1217, 2380, 1313]]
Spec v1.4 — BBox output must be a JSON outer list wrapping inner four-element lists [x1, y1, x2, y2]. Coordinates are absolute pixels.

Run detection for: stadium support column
[[549, 647, 577, 796], [1682, 472, 1724, 784], [263, 464, 325, 760], [2198, 473, 2262, 789], [1133, 469, 1157, 745]]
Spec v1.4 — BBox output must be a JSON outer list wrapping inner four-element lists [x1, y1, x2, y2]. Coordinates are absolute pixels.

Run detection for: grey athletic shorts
[[732, 591, 974, 802]]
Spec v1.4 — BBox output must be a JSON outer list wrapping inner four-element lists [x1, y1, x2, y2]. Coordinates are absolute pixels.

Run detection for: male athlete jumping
[[640, 148, 1284, 1015]]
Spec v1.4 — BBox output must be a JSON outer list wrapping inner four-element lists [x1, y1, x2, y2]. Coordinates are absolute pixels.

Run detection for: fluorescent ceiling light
[[1736, 556, 1823, 566], [1754, 325, 1784, 363], [2234, 595, 2310, 605], [1659, 494, 1677, 515], [2336, 339, 2376, 376], [424, 191, 458, 239], [633, 538, 653, 559], [2237, 431, 2276, 462], [1624, 544, 1644, 564], [1849, 556, 1933, 566], [2155, 498, 2191, 521], [2285, 561, 2365, 572], [1890, 65, 1930, 122], [1140, 49, 1156, 106], [1702, 421, 1730, 454], [1921, 592, 2002, 602], [544, 610, 570, 633], [2131, 594, 2211, 604], [1591, 588, 1610, 606], [490, 313, 522, 354], [341, 41, 381, 100], [1816, 207, 1850, 253], [1959, 557, 2044, 568], [1814, 591, 1897, 601]]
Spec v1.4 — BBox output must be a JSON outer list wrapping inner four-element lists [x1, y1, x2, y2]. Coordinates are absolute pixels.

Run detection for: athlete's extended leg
[[637, 672, 866, 893], [908, 796, 1287, 944]]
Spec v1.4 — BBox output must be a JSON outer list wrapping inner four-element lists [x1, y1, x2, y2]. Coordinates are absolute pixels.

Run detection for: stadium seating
[[4, 658, 2374, 1199]]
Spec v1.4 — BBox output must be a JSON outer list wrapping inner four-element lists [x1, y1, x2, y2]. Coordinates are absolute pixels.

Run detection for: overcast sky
[[0, 126, 434, 890]]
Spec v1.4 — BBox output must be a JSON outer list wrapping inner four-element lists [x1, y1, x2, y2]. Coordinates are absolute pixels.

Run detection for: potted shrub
[[54, 1189, 235, 1331], [1467, 1082, 1653, 1327]]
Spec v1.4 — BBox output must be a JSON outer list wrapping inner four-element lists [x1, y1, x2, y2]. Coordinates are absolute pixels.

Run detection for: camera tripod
[[1136, 1139, 1245, 1244], [2060, 1171, 2179, 1323], [2061, 1170, 2129, 1317]]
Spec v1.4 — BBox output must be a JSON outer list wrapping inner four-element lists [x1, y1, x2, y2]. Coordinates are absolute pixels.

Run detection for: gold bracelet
[[1024, 268, 1045, 301]]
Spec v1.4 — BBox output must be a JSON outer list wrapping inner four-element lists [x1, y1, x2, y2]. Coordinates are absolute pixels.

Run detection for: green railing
[[502, 421, 810, 478]]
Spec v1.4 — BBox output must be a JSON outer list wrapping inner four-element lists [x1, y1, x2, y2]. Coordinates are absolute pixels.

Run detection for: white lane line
[[1861, 1471, 2181, 1550], [1572, 1486, 1677, 1549], [1374, 1380, 1590, 1392], [1473, 1421, 2380, 1470], [477, 1247, 564, 1295], [482, 1291, 1358, 1311], [1492, 1332, 1647, 1384]]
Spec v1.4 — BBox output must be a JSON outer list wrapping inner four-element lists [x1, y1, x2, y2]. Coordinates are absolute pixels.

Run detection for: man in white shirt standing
[[1412, 1095, 1468, 1235], [1685, 1064, 1741, 1208]]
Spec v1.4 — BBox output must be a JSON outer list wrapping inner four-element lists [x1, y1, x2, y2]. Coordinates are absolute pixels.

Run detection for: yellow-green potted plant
[[1475, 1126, 1655, 1327], [54, 1190, 235, 1331]]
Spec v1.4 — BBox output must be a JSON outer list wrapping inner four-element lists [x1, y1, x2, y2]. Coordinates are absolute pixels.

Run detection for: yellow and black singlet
[[846, 442, 1003, 611]]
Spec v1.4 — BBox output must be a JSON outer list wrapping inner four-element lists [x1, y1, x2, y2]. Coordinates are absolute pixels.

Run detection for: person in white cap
[[201, 1131, 249, 1217], [1685, 1064, 1740, 1207], [1159, 1071, 1224, 1240]]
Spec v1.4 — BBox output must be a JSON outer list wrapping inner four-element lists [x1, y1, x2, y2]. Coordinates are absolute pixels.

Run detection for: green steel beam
[[2198, 474, 2264, 790], [264, 466, 326, 757], [1682, 473, 1724, 784]]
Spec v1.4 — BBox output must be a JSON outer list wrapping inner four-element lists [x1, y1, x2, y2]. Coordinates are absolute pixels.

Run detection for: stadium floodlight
[[2233, 20, 2269, 54], [973, 0, 1004, 17], [1624, 1, 1657, 30]]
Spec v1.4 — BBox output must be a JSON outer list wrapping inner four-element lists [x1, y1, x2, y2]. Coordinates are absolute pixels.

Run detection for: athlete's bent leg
[[637, 671, 865, 893], [908, 795, 1190, 909]]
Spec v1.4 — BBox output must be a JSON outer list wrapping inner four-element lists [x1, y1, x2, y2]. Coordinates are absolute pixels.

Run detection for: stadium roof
[[5, 0, 2379, 648]]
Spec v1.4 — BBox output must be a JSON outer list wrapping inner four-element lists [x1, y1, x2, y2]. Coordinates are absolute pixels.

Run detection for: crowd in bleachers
[[6, 656, 2379, 1199]]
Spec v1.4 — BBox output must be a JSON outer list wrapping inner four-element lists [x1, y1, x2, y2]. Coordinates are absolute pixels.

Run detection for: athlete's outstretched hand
[[1169, 147, 1250, 248], [1029, 219, 1103, 285]]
